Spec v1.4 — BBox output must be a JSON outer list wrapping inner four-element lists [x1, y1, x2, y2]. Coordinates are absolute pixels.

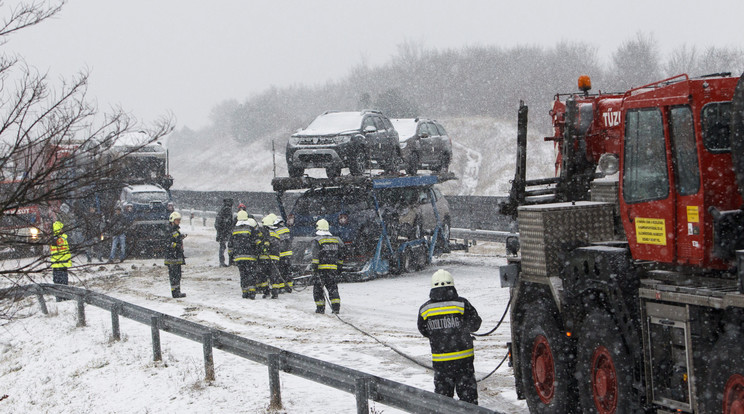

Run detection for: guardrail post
[[151, 316, 161, 361], [203, 332, 215, 381], [76, 295, 86, 327], [110, 303, 121, 341], [268, 353, 282, 409], [355, 377, 369, 414], [36, 293, 48, 315]]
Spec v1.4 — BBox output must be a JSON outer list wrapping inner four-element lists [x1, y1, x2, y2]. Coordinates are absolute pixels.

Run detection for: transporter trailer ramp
[[272, 173, 456, 281]]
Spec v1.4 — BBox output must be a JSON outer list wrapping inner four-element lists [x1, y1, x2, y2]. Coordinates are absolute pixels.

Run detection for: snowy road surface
[[0, 224, 527, 413]]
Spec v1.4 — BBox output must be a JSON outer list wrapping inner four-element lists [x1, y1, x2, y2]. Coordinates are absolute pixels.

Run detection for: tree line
[[195, 33, 744, 144]]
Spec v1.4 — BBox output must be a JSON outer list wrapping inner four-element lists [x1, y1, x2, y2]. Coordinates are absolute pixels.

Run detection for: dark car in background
[[118, 183, 174, 256], [377, 185, 451, 241], [391, 118, 452, 175], [286, 110, 400, 178]]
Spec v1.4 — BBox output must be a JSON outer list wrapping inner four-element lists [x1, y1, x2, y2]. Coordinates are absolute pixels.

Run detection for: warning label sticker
[[635, 218, 667, 245], [687, 206, 699, 223]]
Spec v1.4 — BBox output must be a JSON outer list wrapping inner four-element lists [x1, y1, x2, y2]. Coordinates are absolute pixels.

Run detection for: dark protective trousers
[[237, 262, 258, 298], [53, 268, 69, 301], [313, 270, 340, 313], [167, 264, 182, 297], [52, 268, 69, 285], [433, 357, 478, 405], [218, 240, 228, 265], [258, 260, 280, 298]]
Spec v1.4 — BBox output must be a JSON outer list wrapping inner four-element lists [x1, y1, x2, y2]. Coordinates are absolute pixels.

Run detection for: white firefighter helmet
[[262, 213, 277, 227], [246, 217, 258, 227], [316, 218, 330, 231], [236, 210, 249, 222], [169, 211, 182, 223], [431, 269, 454, 288]]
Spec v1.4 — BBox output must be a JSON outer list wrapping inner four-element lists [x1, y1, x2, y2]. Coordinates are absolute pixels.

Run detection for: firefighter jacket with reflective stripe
[[274, 225, 293, 259], [164, 224, 185, 265], [259, 226, 280, 262], [50, 233, 71, 268], [417, 286, 481, 362], [230, 222, 260, 262], [311, 232, 343, 272]]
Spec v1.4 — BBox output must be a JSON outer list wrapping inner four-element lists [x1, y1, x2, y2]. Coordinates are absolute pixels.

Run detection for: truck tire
[[325, 166, 341, 178], [288, 165, 304, 178], [402, 247, 415, 273], [518, 302, 576, 413], [701, 327, 744, 413], [405, 152, 420, 176], [576, 310, 639, 414], [349, 152, 367, 176]]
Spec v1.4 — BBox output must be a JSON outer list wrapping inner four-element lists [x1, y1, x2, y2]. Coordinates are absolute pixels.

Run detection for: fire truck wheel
[[518, 303, 575, 413], [701, 328, 744, 414], [576, 310, 639, 414]]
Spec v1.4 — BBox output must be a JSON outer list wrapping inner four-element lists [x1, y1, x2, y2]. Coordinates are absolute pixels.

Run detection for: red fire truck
[[501, 72, 744, 413]]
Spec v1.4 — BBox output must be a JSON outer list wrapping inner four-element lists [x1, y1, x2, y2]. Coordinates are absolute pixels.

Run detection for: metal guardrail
[[3, 283, 501, 414], [450, 228, 517, 243]]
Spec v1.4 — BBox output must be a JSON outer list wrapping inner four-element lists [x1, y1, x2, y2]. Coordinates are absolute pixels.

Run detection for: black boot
[[315, 307, 325, 314]]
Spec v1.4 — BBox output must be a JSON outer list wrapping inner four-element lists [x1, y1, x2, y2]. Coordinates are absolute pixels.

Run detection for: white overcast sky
[[5, 0, 743, 129]]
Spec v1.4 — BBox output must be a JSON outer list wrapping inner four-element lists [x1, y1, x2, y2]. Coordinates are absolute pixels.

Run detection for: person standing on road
[[417, 269, 482, 405], [107, 205, 130, 263], [214, 198, 233, 267], [50, 221, 72, 300], [164, 212, 187, 298], [273, 214, 294, 293], [259, 214, 282, 299], [310, 219, 343, 314], [229, 211, 260, 299], [82, 205, 103, 263]]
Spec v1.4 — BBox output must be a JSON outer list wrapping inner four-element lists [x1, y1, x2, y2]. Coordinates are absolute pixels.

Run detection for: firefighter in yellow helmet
[[272, 213, 293, 293], [50, 220, 72, 300], [164, 211, 187, 298], [310, 218, 343, 314], [259, 213, 283, 298], [417, 269, 482, 404], [229, 211, 260, 298]]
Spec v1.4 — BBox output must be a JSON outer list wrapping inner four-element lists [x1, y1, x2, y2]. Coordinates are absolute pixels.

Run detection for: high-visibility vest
[[50, 234, 71, 268]]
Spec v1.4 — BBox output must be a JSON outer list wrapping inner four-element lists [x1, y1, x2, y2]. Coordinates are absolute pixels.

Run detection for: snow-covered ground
[[0, 221, 527, 413]]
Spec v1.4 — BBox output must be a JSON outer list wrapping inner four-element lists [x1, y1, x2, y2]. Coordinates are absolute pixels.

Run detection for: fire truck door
[[669, 105, 704, 265], [620, 107, 676, 263]]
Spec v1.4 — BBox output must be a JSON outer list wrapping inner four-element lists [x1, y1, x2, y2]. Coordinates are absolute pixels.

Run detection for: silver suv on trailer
[[391, 118, 452, 175], [286, 110, 400, 178]]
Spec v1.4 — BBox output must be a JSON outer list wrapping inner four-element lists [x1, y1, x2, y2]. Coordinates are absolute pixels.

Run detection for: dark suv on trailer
[[286, 110, 400, 178], [391, 118, 452, 175]]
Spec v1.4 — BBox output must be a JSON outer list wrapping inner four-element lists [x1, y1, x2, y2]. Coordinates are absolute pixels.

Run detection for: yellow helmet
[[53, 220, 64, 234], [237, 210, 249, 221], [316, 218, 330, 231], [169, 211, 182, 223], [262, 213, 277, 226]]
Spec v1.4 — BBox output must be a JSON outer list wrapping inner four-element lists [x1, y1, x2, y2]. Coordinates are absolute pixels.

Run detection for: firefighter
[[228, 203, 248, 265], [259, 214, 282, 298], [273, 214, 293, 293], [417, 269, 482, 405], [165, 211, 187, 298], [230, 211, 260, 299], [310, 218, 342, 314], [50, 220, 72, 301], [214, 198, 233, 267]]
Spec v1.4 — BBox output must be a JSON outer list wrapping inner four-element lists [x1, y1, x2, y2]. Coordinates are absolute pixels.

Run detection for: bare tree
[[0, 1, 174, 320], [610, 32, 661, 90]]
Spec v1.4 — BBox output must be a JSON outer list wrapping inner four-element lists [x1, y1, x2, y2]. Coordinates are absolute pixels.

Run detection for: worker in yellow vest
[[50, 220, 72, 301]]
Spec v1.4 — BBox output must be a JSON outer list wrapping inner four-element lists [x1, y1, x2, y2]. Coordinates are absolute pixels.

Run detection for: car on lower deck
[[391, 118, 452, 175]]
